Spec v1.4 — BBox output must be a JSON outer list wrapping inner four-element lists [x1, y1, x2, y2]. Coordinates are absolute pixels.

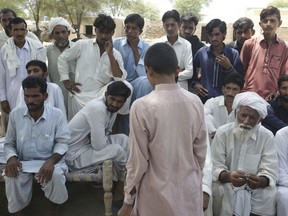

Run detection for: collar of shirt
[[16, 39, 30, 51], [233, 123, 259, 142], [207, 43, 229, 56], [155, 83, 180, 91], [218, 95, 226, 107], [23, 105, 48, 121], [161, 35, 182, 46], [259, 34, 280, 44], [52, 40, 74, 50], [121, 37, 145, 50]]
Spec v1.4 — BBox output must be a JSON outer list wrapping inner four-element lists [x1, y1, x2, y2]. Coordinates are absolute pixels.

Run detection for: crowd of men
[[0, 5, 288, 216]]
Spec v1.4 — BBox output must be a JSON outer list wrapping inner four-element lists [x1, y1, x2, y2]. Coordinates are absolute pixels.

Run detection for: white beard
[[234, 123, 254, 143]]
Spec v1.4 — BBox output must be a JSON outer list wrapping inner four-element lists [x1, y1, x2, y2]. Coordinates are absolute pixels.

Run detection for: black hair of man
[[26, 60, 47, 72], [260, 6, 281, 21], [277, 74, 288, 88], [0, 8, 17, 18], [206, 19, 226, 35], [180, 12, 199, 26], [93, 14, 116, 32], [106, 81, 131, 99], [222, 72, 245, 89], [144, 43, 178, 75], [124, 13, 144, 30], [8, 17, 27, 30], [162, 9, 180, 23], [22, 76, 47, 94], [232, 17, 254, 31]]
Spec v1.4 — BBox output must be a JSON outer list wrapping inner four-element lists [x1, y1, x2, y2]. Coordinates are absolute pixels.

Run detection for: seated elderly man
[[275, 126, 288, 215], [211, 92, 278, 216], [66, 81, 131, 199]]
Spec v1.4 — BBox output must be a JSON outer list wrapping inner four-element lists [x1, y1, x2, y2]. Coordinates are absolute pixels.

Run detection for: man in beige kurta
[[119, 43, 207, 216]]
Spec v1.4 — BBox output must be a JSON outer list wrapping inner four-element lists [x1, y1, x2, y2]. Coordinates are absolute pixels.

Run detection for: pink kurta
[[124, 84, 207, 216], [241, 35, 288, 98]]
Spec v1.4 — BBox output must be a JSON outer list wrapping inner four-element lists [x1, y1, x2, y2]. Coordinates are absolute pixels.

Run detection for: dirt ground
[[0, 181, 119, 216]]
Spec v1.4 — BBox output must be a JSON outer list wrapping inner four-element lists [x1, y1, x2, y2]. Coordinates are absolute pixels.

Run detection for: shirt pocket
[[269, 55, 282, 69], [36, 133, 54, 153], [244, 153, 260, 174]]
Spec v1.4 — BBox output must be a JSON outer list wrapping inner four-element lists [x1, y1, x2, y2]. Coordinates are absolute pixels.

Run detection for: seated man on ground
[[275, 126, 288, 215], [66, 81, 131, 199], [211, 91, 278, 216], [16, 60, 66, 116], [204, 72, 244, 139], [262, 74, 288, 135], [3, 76, 70, 216]]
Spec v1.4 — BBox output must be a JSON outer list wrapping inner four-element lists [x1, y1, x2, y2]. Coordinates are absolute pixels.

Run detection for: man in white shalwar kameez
[[118, 43, 207, 216], [275, 126, 288, 215], [211, 91, 278, 216], [3, 76, 70, 215], [58, 14, 132, 117], [66, 81, 131, 184], [204, 72, 244, 139], [16, 60, 66, 116]]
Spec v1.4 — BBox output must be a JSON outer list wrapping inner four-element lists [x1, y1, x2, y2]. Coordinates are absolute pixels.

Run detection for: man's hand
[[265, 92, 279, 101], [246, 174, 269, 189], [1, 100, 10, 114], [104, 40, 113, 55], [38, 158, 55, 185], [118, 203, 133, 216], [203, 192, 210, 211], [230, 170, 246, 187], [5, 156, 22, 178], [194, 83, 208, 97], [128, 37, 139, 49], [63, 79, 81, 94], [215, 54, 233, 70]]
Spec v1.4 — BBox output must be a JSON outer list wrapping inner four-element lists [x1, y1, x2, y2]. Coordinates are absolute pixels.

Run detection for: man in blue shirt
[[191, 19, 243, 103], [262, 74, 288, 134], [113, 14, 152, 135]]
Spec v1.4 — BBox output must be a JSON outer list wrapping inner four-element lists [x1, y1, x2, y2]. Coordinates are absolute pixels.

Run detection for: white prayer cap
[[232, 91, 269, 119], [48, 17, 75, 34]]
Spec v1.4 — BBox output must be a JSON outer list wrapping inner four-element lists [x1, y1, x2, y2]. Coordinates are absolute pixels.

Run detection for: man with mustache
[[0, 17, 46, 135], [211, 92, 278, 216], [204, 72, 244, 139], [191, 19, 243, 103], [16, 60, 66, 116], [227, 17, 255, 54], [47, 17, 76, 120], [241, 6, 288, 99], [58, 14, 132, 118], [3, 76, 70, 216], [262, 74, 288, 134], [66, 81, 131, 201]]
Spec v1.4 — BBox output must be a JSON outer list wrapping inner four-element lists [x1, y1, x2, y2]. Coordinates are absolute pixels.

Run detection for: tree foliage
[[100, 0, 135, 17], [269, 0, 288, 7], [173, 0, 211, 19], [124, 0, 160, 21]]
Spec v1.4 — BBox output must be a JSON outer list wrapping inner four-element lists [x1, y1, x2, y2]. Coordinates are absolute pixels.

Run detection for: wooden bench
[[0, 160, 114, 216]]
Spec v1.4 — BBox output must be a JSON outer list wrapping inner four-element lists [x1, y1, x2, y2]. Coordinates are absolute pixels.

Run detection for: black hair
[[162, 10, 180, 23], [223, 72, 245, 89], [124, 13, 144, 30], [206, 18, 226, 35], [8, 17, 27, 30], [233, 17, 254, 31], [0, 8, 17, 18], [26, 60, 47, 72], [180, 12, 199, 26], [144, 43, 178, 75], [22, 76, 47, 94], [260, 6, 281, 21], [93, 14, 116, 32], [106, 81, 131, 99], [278, 74, 288, 88]]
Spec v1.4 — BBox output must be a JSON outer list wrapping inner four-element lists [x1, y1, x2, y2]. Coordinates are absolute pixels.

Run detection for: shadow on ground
[[0, 182, 118, 216]]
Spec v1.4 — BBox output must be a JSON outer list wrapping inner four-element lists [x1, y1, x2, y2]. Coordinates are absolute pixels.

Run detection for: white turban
[[232, 92, 270, 119], [48, 17, 75, 34]]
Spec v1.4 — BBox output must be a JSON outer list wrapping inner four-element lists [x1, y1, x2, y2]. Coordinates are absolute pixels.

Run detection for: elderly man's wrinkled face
[[234, 106, 261, 142], [52, 25, 70, 48]]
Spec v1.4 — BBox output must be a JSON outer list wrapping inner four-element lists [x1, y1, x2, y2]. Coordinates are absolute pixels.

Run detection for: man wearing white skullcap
[[211, 91, 278, 216], [46, 17, 76, 120]]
